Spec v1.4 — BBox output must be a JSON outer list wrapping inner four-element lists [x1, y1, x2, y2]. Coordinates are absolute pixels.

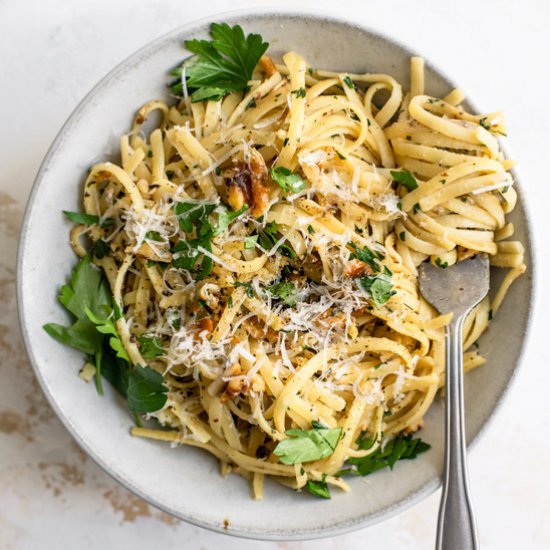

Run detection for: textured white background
[[1, 0, 549, 548]]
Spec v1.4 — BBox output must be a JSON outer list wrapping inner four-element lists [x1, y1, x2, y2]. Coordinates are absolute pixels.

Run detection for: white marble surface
[[1, 0, 549, 548]]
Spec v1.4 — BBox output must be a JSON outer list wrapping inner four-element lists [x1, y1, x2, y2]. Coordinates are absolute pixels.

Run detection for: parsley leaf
[[173, 201, 248, 279], [342, 76, 355, 89], [358, 275, 396, 308], [345, 434, 431, 476], [63, 210, 115, 228], [257, 221, 297, 259], [43, 254, 116, 395], [44, 254, 111, 356], [172, 236, 213, 280], [93, 239, 110, 259], [137, 335, 164, 359], [434, 257, 449, 269], [212, 204, 248, 236], [244, 235, 258, 249], [270, 167, 306, 193], [274, 423, 342, 465], [172, 23, 269, 103], [349, 242, 383, 273], [85, 306, 130, 362], [126, 364, 169, 413], [145, 231, 163, 242], [390, 169, 418, 191], [174, 202, 217, 233], [267, 281, 298, 307], [306, 479, 331, 499], [45, 255, 169, 413]]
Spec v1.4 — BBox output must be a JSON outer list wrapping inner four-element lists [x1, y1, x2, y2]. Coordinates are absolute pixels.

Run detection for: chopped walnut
[[220, 362, 265, 402], [194, 317, 213, 339], [224, 151, 270, 217], [243, 316, 278, 344], [319, 309, 346, 328], [343, 258, 369, 278]]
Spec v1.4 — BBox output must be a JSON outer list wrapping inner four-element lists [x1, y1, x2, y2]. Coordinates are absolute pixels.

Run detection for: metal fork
[[418, 254, 490, 550]]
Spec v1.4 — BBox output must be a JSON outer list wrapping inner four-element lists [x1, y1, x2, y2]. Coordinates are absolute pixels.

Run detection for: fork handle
[[436, 315, 479, 550]]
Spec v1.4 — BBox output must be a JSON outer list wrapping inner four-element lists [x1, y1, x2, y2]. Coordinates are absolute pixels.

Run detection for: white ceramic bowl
[[17, 9, 535, 540]]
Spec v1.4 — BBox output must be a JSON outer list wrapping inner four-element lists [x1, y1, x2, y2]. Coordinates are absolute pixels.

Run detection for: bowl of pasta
[[18, 8, 534, 540]]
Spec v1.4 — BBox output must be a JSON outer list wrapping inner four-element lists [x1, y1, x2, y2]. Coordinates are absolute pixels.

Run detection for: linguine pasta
[[65, 48, 525, 499]]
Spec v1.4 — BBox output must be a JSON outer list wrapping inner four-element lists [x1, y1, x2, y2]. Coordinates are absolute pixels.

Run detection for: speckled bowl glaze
[[17, 8, 535, 540]]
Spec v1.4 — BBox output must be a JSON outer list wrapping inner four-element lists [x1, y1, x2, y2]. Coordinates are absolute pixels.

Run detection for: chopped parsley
[[138, 335, 164, 358], [63, 210, 114, 228], [306, 478, 331, 499], [358, 275, 396, 308], [348, 243, 396, 306], [274, 421, 342, 465], [172, 201, 248, 279], [390, 169, 418, 191], [270, 167, 306, 193], [93, 239, 110, 259], [479, 117, 491, 131], [145, 231, 163, 242], [434, 257, 449, 269], [257, 221, 297, 259], [266, 281, 298, 307], [342, 75, 355, 89], [243, 235, 258, 249], [291, 87, 306, 98]]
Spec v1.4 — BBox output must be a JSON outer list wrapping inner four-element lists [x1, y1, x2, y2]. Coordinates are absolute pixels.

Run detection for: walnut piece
[[224, 151, 270, 217]]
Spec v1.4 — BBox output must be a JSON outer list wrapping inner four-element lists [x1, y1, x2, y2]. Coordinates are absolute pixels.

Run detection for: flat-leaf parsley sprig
[[44, 253, 168, 414], [170, 23, 269, 102]]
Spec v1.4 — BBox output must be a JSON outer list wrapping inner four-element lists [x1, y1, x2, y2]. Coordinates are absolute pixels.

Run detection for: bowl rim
[[16, 6, 537, 541]]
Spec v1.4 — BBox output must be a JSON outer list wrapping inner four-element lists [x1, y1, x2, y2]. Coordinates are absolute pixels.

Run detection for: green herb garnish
[[145, 230, 163, 242], [257, 221, 297, 259], [307, 479, 331, 499], [345, 434, 431, 476], [138, 335, 164, 359], [358, 275, 396, 308], [126, 364, 169, 413], [479, 117, 491, 131], [274, 421, 342, 465], [342, 76, 354, 89], [270, 167, 306, 194], [170, 23, 269, 102], [63, 210, 114, 228], [291, 87, 306, 98], [267, 281, 298, 307], [243, 235, 258, 249], [44, 255, 168, 413], [172, 201, 248, 279], [390, 169, 418, 191]]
